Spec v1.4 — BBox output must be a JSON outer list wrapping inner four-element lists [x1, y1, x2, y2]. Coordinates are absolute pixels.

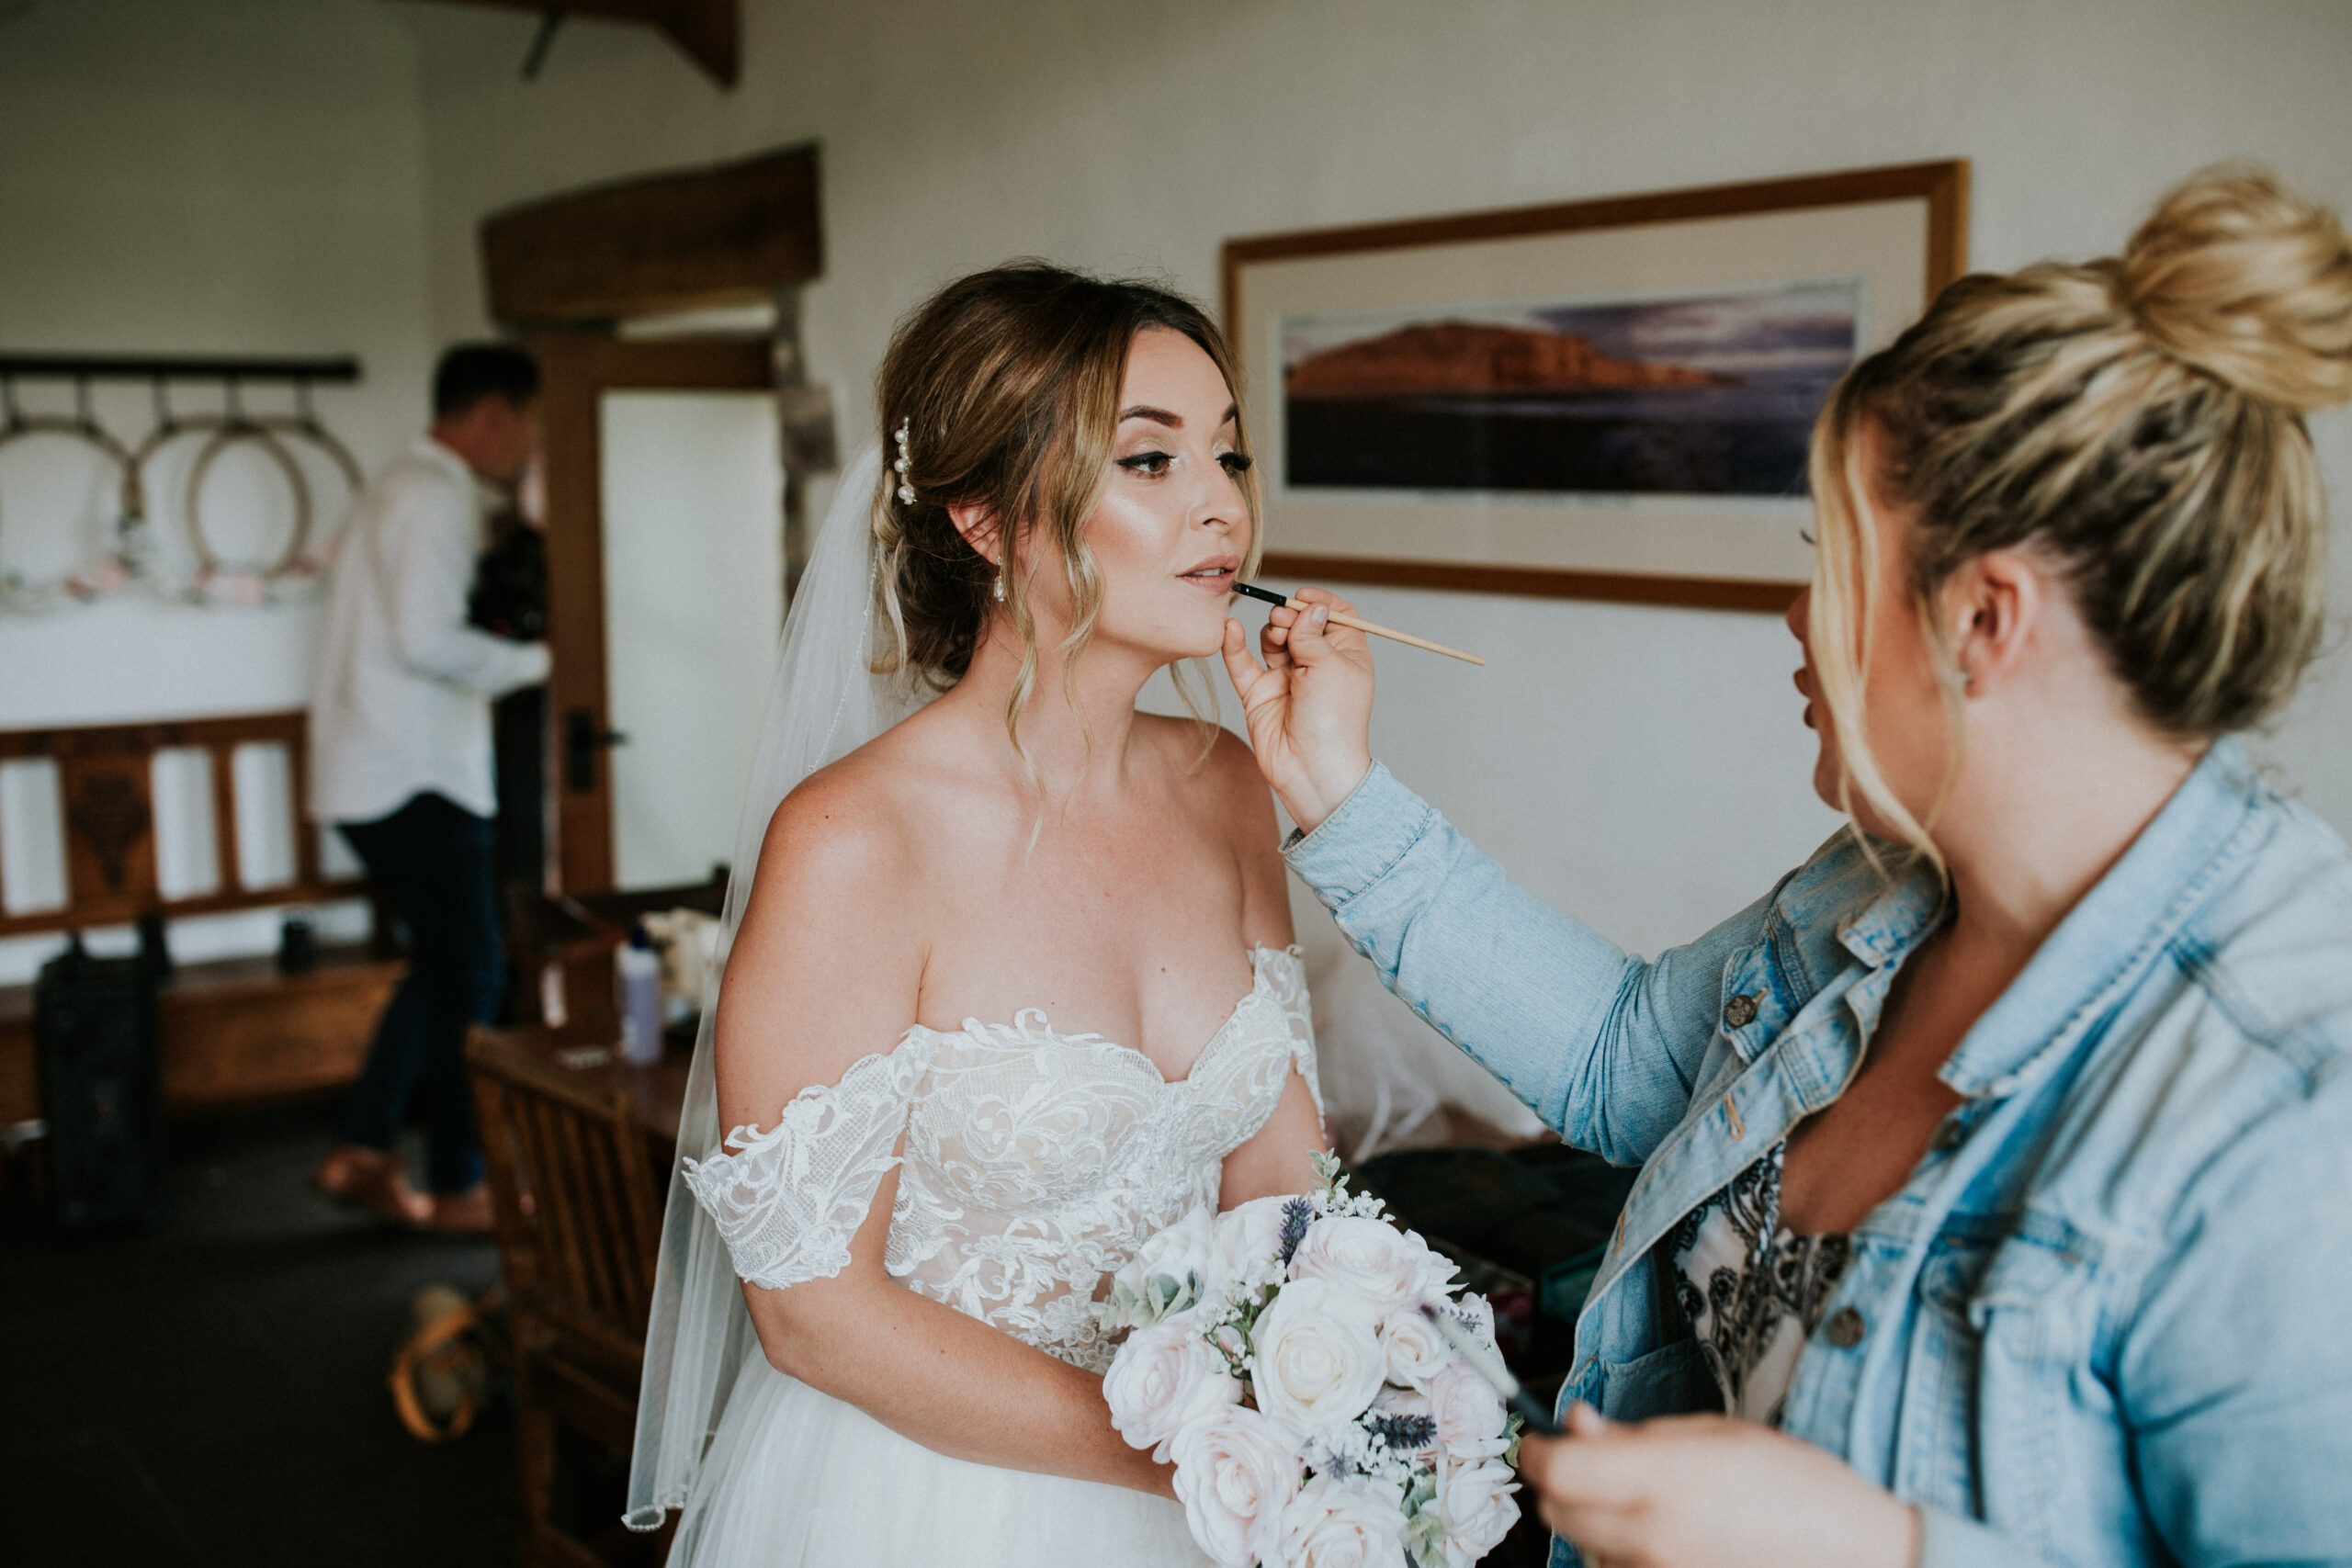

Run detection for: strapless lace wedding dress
[[668, 946, 1319, 1567]]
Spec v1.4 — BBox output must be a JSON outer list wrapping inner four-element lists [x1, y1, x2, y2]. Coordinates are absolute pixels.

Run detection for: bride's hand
[[1220, 586, 1374, 833]]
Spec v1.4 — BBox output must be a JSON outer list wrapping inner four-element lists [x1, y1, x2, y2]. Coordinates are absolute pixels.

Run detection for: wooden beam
[[481, 144, 820, 326], [404, 0, 740, 88]]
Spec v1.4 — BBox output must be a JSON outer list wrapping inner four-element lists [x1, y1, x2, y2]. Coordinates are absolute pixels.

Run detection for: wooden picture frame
[[1223, 161, 1969, 610]]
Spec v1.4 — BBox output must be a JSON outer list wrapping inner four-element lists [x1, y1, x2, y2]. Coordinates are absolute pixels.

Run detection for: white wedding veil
[[626, 443, 918, 1529]]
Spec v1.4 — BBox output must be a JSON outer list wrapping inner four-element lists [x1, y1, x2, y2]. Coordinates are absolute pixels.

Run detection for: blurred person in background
[[307, 343, 550, 1232]]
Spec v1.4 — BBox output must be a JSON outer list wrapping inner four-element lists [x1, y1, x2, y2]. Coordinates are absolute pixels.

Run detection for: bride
[[626, 263, 1328, 1565]]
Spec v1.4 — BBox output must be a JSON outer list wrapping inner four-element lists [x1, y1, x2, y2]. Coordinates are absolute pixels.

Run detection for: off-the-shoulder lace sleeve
[[1257, 945, 1323, 1118], [680, 1037, 936, 1290]]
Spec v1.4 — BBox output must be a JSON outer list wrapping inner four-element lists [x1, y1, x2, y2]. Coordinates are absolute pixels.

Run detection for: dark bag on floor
[[33, 935, 164, 1234]]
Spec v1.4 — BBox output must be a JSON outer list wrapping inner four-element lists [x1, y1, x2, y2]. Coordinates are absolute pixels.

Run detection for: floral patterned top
[[1666, 1143, 1852, 1427]]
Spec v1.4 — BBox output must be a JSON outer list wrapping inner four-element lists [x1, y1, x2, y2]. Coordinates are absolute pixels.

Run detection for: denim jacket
[[1285, 740, 2352, 1568]]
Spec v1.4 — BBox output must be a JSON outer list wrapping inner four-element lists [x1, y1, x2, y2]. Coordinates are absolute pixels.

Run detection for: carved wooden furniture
[[0, 711, 400, 1125], [468, 1023, 673, 1566]]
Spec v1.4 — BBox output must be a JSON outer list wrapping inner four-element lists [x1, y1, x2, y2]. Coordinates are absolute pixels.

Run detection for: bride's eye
[[1116, 450, 1173, 478], [1218, 451, 1254, 476]]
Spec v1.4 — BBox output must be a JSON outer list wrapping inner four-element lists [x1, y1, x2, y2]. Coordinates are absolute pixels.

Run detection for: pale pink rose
[[1212, 1193, 1298, 1293], [1105, 1202, 1217, 1321], [1425, 1455, 1521, 1567], [1287, 1214, 1436, 1313], [1168, 1404, 1304, 1567], [1378, 1309, 1451, 1392], [1426, 1359, 1510, 1459], [1248, 1277, 1386, 1430], [1278, 1474, 1408, 1568], [1102, 1318, 1240, 1461]]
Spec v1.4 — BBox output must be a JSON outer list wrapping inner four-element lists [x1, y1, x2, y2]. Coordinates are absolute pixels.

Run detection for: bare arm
[[1209, 728, 1329, 1207], [710, 766, 1172, 1496]]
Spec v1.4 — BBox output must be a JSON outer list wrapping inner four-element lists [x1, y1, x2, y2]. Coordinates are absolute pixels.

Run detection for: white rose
[[1422, 1455, 1520, 1567], [1378, 1310, 1452, 1392], [1279, 1474, 1408, 1568], [1425, 1359, 1510, 1459], [1103, 1318, 1241, 1461], [1288, 1214, 1437, 1313], [1169, 1404, 1304, 1568], [1248, 1277, 1387, 1430], [1439, 1292, 1498, 1355], [1213, 1193, 1302, 1294], [1108, 1203, 1217, 1324]]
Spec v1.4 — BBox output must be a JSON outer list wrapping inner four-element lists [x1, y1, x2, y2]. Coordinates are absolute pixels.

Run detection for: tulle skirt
[[670, 1354, 1212, 1568]]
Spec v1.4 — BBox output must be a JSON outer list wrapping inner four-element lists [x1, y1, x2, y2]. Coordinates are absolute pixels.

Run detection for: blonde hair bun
[[2120, 164, 2352, 414]]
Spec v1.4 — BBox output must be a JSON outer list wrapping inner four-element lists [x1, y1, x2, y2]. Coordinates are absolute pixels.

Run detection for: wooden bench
[[0, 711, 402, 1125]]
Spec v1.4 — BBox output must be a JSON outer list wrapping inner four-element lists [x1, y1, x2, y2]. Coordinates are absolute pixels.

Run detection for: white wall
[[0, 0, 435, 979], [399, 0, 2352, 968]]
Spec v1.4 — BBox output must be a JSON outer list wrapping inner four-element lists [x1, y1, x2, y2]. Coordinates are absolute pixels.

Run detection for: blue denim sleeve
[[2117, 1066, 2352, 1562], [1283, 762, 1774, 1165], [1915, 1506, 2054, 1568]]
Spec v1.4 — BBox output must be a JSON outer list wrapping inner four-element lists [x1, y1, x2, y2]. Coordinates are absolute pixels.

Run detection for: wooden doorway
[[481, 143, 829, 897], [533, 334, 775, 893]]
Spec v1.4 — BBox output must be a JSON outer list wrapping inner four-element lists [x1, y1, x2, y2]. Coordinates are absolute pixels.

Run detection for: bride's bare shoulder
[[750, 719, 948, 904], [718, 723, 946, 1093]]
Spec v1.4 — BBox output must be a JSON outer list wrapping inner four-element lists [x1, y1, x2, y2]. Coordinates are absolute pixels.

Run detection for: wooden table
[[493, 1023, 695, 1164]]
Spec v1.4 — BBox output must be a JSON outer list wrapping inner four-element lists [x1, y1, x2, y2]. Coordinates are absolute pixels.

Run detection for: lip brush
[[1230, 581, 1487, 666], [1422, 1305, 1561, 1434]]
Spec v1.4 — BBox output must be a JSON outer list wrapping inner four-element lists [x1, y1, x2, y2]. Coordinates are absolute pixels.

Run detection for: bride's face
[[1069, 326, 1254, 662]]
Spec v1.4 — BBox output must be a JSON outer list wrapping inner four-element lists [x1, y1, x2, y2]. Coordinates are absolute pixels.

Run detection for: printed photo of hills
[[1280, 280, 1860, 497]]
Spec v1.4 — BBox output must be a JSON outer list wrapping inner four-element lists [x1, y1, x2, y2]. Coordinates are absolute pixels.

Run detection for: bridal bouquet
[[1098, 1155, 1521, 1568]]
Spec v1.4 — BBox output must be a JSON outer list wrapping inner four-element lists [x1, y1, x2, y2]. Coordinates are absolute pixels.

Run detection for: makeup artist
[[1221, 166, 2352, 1568]]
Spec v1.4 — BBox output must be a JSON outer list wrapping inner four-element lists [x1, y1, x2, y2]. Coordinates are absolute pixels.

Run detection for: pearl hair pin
[[1230, 581, 1487, 666], [892, 418, 916, 506]]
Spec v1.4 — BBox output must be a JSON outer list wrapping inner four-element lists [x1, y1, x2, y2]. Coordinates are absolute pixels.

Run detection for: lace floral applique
[[682, 1037, 939, 1291], [689, 948, 1322, 1374]]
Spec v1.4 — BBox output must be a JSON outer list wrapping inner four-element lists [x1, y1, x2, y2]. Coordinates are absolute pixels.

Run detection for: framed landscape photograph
[[1223, 161, 1969, 609]]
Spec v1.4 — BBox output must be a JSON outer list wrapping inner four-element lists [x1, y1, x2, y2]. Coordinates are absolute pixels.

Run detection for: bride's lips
[[1179, 554, 1239, 592], [1793, 666, 1816, 729]]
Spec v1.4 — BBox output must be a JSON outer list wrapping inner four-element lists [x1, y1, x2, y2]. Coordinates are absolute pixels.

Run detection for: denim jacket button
[[1825, 1306, 1866, 1348], [1931, 1117, 1967, 1154], [1724, 993, 1759, 1029]]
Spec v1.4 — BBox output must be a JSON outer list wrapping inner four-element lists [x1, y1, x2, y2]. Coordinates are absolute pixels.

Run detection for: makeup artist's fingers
[[1221, 618, 1270, 687], [1235, 587, 1375, 833], [1258, 613, 1295, 676]]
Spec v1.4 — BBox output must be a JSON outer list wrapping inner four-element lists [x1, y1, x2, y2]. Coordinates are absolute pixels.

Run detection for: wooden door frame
[[533, 333, 775, 894]]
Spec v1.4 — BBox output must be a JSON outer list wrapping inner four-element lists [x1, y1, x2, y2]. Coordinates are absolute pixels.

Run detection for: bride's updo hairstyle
[[869, 262, 1261, 742], [1808, 164, 2352, 862]]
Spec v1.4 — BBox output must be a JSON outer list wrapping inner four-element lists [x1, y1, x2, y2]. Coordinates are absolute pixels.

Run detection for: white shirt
[[308, 437, 550, 823]]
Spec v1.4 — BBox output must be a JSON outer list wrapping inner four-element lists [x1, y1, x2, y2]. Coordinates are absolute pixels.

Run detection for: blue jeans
[[334, 792, 503, 1194]]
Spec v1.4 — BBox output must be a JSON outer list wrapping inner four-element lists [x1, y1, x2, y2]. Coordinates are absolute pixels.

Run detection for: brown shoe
[[312, 1145, 431, 1227], [428, 1184, 496, 1234]]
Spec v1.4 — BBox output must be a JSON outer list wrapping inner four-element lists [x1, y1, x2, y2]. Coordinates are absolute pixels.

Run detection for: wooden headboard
[[0, 710, 366, 939]]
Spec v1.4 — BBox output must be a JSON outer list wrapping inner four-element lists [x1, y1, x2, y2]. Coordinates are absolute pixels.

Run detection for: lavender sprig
[[1275, 1195, 1312, 1267], [1363, 1412, 1437, 1452]]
